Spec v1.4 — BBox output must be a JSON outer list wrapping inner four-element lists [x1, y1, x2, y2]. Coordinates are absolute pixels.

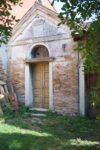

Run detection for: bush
[[90, 81, 100, 109]]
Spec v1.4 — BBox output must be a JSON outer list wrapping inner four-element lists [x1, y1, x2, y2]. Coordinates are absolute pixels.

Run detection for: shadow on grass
[[0, 133, 99, 150], [0, 110, 100, 150]]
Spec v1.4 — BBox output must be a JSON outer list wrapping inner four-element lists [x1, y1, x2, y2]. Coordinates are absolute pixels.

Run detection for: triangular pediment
[[10, 2, 70, 43]]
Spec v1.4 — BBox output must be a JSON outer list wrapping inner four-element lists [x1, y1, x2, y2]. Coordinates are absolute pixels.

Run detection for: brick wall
[[53, 55, 78, 115], [8, 59, 25, 103]]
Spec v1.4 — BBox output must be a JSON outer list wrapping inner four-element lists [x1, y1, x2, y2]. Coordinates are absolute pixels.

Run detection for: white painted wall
[[0, 44, 8, 71], [79, 60, 85, 116]]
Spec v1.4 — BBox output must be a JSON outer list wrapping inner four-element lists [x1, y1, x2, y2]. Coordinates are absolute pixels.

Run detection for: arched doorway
[[25, 44, 54, 110], [31, 45, 49, 108]]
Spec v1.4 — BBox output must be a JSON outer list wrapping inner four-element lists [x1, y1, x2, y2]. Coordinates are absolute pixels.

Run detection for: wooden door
[[33, 63, 49, 108]]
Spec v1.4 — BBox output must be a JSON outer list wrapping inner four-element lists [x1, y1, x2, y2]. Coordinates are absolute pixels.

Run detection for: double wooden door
[[32, 63, 49, 108]]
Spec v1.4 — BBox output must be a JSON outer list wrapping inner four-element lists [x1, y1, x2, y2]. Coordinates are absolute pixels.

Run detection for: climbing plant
[[52, 0, 100, 73], [52, 0, 100, 115]]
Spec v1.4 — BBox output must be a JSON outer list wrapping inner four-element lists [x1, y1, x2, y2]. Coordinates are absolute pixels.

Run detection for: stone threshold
[[31, 113, 46, 117], [29, 107, 48, 112]]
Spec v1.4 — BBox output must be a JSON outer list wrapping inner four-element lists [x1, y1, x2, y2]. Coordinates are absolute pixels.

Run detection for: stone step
[[29, 108, 48, 112], [31, 113, 46, 117]]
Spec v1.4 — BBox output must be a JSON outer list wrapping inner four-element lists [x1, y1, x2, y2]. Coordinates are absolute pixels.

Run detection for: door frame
[[25, 58, 54, 110], [32, 62, 50, 108]]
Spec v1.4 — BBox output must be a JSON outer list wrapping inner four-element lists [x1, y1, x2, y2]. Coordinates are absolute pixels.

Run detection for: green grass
[[0, 109, 100, 150]]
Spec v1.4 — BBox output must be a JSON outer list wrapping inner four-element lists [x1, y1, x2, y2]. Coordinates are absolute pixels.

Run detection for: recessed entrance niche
[[31, 45, 49, 109]]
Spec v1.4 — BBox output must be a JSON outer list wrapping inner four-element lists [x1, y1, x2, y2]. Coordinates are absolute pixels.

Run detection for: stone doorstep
[[29, 108, 48, 112], [31, 113, 46, 117]]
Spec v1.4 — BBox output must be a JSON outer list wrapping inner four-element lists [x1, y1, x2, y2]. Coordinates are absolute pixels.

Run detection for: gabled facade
[[1, 1, 85, 115]]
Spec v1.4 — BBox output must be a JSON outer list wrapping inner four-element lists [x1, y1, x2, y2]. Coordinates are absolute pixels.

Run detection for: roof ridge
[[12, 2, 58, 34]]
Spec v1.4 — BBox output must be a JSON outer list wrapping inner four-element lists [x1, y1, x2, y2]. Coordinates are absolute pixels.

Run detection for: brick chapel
[[0, 0, 85, 116]]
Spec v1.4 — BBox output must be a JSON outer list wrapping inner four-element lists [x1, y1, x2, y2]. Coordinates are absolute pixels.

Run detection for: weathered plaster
[[79, 60, 85, 116], [7, 3, 84, 115]]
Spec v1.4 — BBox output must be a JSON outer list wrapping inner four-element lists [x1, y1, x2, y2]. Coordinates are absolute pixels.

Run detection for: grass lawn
[[0, 108, 100, 150]]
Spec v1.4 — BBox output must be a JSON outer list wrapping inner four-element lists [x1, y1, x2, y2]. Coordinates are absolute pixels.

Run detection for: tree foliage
[[0, 0, 22, 45], [53, 0, 100, 73]]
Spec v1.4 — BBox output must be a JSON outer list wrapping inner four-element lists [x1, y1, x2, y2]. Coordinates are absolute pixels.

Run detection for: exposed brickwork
[[53, 55, 78, 115], [8, 59, 25, 103], [7, 3, 80, 116]]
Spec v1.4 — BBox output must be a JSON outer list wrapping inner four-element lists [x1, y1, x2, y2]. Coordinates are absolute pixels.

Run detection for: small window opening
[[31, 45, 49, 58]]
